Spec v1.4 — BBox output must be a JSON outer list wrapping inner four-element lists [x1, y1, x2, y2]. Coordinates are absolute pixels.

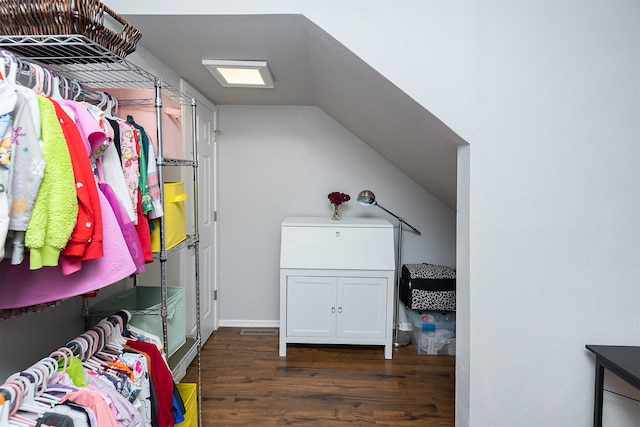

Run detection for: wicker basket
[[0, 0, 142, 57]]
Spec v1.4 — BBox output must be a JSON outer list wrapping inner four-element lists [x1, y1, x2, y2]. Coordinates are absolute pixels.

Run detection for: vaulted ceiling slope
[[121, 14, 464, 209]]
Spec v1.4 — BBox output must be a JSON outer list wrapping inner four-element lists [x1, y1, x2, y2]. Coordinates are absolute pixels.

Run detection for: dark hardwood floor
[[181, 327, 455, 426]]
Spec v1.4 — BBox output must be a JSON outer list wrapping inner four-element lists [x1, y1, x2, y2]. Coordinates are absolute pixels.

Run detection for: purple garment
[[99, 182, 145, 274], [86, 374, 144, 427], [0, 189, 136, 309]]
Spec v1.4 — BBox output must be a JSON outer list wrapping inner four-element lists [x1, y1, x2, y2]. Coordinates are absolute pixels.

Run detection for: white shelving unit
[[0, 34, 202, 425]]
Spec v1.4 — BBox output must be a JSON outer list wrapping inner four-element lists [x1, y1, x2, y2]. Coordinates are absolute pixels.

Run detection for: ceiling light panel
[[202, 60, 274, 88]]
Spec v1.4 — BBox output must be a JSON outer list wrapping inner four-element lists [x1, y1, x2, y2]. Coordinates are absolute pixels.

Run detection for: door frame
[[180, 79, 219, 343]]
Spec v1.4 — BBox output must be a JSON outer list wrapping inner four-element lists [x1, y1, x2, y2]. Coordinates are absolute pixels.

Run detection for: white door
[[181, 80, 218, 345], [337, 277, 387, 339], [286, 276, 337, 337]]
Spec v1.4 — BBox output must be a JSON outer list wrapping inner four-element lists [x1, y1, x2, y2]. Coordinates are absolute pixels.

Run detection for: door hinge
[[213, 211, 217, 221], [213, 290, 218, 301]]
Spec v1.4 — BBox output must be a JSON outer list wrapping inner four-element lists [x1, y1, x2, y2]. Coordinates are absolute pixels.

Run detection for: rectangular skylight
[[202, 59, 274, 88]]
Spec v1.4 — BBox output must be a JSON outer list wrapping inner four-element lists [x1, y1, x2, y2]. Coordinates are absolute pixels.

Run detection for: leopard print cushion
[[403, 263, 456, 280], [411, 290, 456, 312], [403, 263, 456, 311]]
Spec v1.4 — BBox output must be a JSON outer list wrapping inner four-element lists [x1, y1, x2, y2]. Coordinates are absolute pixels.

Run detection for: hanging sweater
[[25, 96, 78, 269], [51, 100, 104, 268], [6, 86, 45, 265]]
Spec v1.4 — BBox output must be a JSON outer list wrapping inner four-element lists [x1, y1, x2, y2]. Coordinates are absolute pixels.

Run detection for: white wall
[[217, 105, 456, 325], [464, 4, 640, 426], [0, 298, 84, 379], [299, 3, 639, 426]]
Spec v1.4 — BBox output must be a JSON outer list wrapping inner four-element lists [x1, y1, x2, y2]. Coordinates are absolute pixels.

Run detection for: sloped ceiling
[[121, 14, 464, 209]]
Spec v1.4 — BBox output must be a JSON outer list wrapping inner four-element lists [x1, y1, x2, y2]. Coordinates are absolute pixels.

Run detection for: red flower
[[328, 192, 351, 206]]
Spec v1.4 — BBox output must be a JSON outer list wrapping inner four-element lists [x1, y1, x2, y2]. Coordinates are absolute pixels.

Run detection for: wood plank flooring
[[181, 327, 455, 426]]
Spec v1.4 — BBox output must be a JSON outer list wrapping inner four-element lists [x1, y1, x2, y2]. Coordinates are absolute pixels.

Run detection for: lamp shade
[[357, 190, 376, 206]]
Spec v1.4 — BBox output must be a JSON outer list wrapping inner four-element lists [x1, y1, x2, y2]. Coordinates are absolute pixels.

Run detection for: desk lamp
[[357, 190, 421, 347]]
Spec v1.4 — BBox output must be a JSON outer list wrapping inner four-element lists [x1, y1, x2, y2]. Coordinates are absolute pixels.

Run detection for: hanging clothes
[[127, 115, 152, 215], [24, 96, 78, 269], [0, 184, 136, 308], [125, 340, 176, 427], [98, 181, 145, 273], [145, 137, 163, 220], [0, 50, 165, 314], [0, 316, 185, 426], [5, 80, 45, 265], [0, 76, 18, 260], [51, 100, 104, 273], [98, 119, 137, 223], [115, 120, 140, 219]]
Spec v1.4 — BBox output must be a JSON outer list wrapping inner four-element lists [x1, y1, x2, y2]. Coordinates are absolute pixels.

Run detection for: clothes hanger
[[70, 79, 82, 101], [4, 374, 46, 415], [29, 64, 43, 95], [2, 381, 37, 427], [104, 93, 118, 118], [27, 364, 58, 406], [0, 384, 30, 427], [47, 350, 69, 374], [82, 329, 109, 369], [25, 369, 48, 405], [0, 51, 17, 88], [67, 337, 88, 362], [95, 319, 123, 353], [43, 349, 75, 394], [0, 50, 8, 80], [104, 316, 127, 349], [16, 59, 32, 88], [112, 313, 130, 341], [96, 91, 107, 109], [48, 70, 62, 100], [72, 334, 102, 371], [92, 323, 119, 361], [34, 358, 57, 379], [42, 68, 55, 98], [17, 370, 51, 410], [0, 387, 13, 427], [59, 74, 69, 100], [53, 340, 87, 381]]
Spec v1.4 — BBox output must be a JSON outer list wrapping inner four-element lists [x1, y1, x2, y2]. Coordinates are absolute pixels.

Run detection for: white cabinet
[[279, 217, 395, 359], [286, 276, 387, 338]]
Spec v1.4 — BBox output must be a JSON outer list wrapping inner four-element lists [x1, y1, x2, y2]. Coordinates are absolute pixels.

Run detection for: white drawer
[[280, 218, 395, 270]]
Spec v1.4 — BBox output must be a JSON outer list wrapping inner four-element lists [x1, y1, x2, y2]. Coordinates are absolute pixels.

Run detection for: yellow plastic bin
[[151, 181, 188, 252], [176, 383, 198, 427]]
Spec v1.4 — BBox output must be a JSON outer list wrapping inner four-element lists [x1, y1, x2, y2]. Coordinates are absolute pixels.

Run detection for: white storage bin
[[406, 307, 456, 355]]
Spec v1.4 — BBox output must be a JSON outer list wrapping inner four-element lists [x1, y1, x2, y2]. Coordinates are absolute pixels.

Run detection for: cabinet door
[[286, 276, 337, 337], [337, 277, 387, 339]]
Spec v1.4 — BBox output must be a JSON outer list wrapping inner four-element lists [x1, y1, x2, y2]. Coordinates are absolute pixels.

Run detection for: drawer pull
[[335, 231, 340, 237], [338, 307, 343, 313], [331, 306, 336, 313]]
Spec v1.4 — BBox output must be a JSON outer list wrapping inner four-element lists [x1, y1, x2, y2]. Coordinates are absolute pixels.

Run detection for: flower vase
[[331, 203, 341, 220]]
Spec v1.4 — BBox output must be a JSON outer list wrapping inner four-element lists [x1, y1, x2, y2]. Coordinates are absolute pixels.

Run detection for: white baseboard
[[218, 319, 280, 328]]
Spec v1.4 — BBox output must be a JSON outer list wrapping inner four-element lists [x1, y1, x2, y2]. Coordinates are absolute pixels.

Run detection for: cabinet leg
[[384, 344, 392, 359], [279, 337, 287, 357]]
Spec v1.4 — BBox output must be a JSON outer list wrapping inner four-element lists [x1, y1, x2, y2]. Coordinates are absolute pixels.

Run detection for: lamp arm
[[375, 203, 421, 235]]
